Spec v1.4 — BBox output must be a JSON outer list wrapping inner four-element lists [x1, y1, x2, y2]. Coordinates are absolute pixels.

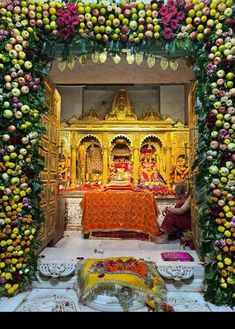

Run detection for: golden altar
[[59, 88, 189, 192]]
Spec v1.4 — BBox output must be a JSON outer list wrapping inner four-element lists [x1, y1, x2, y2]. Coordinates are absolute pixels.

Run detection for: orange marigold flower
[[226, 238, 233, 245], [215, 218, 222, 225]]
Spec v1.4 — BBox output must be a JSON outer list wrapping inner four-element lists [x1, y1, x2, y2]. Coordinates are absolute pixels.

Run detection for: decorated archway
[[0, 0, 234, 306]]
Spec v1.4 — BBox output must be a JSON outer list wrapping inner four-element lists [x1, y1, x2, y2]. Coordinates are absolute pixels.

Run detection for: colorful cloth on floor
[[81, 190, 160, 238], [77, 257, 166, 311]]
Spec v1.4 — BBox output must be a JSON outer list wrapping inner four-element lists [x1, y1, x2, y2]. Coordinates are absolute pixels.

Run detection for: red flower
[[163, 27, 173, 39], [170, 19, 178, 30]]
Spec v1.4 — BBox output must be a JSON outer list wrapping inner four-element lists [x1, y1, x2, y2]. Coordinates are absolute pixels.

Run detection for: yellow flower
[[218, 226, 225, 232], [16, 263, 22, 269], [4, 283, 11, 290], [223, 205, 230, 213], [220, 283, 227, 289], [227, 277, 234, 284], [224, 222, 231, 228], [224, 230, 231, 237], [226, 212, 233, 218], [217, 254, 222, 261], [5, 273, 12, 280], [218, 262, 224, 269], [224, 257, 232, 266], [0, 262, 5, 269]]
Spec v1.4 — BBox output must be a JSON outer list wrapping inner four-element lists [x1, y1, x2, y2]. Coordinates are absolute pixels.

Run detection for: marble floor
[[0, 231, 233, 312]]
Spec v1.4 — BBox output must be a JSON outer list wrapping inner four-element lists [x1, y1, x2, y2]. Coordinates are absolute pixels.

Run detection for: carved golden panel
[[50, 153, 58, 172], [40, 182, 48, 201], [49, 182, 57, 200]]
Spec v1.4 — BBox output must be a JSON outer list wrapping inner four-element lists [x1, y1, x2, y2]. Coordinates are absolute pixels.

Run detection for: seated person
[[153, 184, 191, 244]]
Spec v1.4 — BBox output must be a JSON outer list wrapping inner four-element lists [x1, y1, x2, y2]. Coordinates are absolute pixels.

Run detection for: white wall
[[160, 85, 185, 123], [58, 84, 187, 124], [56, 86, 84, 121]]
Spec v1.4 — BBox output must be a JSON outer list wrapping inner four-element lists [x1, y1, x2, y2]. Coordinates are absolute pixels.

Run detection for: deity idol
[[138, 144, 166, 187], [108, 156, 132, 185]]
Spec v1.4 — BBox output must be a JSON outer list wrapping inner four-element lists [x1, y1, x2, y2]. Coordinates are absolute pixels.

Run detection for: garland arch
[[0, 0, 235, 306]]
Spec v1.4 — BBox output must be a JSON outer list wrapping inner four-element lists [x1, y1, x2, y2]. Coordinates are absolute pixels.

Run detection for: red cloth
[[81, 190, 160, 238], [160, 195, 191, 234]]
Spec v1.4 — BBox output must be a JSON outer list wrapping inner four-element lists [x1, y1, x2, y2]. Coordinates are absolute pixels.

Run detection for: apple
[[129, 21, 138, 30], [211, 141, 219, 149], [224, 114, 231, 121], [21, 137, 29, 144], [227, 107, 235, 114], [4, 75, 12, 82], [3, 110, 13, 119], [20, 105, 31, 116], [3, 101, 10, 108], [3, 134, 10, 142], [9, 49, 18, 58], [228, 143, 235, 152], [11, 88, 21, 97], [209, 165, 219, 175], [7, 145, 14, 152], [21, 86, 29, 94], [226, 161, 234, 169], [217, 69, 225, 77], [15, 111, 23, 119], [8, 125, 16, 133], [24, 74, 32, 82], [2, 173, 9, 181], [24, 61, 32, 69], [17, 77, 25, 86]]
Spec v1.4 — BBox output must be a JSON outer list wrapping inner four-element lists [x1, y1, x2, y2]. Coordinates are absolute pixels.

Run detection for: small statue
[[170, 155, 189, 184]]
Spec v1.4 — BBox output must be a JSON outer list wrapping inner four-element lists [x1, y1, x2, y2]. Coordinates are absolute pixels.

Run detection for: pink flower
[[170, 19, 178, 30], [56, 17, 64, 26], [66, 3, 78, 15], [162, 15, 172, 25], [177, 11, 185, 21], [163, 27, 173, 39], [169, 7, 177, 17], [167, 0, 176, 7], [159, 6, 168, 17]]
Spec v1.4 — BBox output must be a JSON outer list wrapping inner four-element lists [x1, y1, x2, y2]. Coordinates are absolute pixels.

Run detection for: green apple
[[3, 110, 13, 119]]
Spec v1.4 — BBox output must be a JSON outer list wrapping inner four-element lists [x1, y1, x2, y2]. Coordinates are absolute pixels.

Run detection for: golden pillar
[[79, 144, 86, 184], [102, 146, 109, 185], [70, 142, 77, 187], [133, 147, 139, 186], [164, 146, 172, 183]]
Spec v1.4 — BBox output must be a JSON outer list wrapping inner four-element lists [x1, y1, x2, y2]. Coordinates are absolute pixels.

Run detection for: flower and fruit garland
[[0, 0, 234, 307]]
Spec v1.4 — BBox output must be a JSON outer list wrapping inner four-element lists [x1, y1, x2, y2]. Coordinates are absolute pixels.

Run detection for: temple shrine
[[58, 88, 190, 195]]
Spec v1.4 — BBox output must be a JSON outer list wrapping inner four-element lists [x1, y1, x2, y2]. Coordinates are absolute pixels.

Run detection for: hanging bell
[[99, 51, 108, 63], [58, 60, 67, 72], [147, 56, 155, 68], [126, 53, 135, 64], [113, 54, 121, 64], [170, 59, 179, 71], [135, 53, 144, 66], [160, 58, 168, 71], [91, 52, 99, 64], [67, 57, 76, 70], [79, 54, 87, 66]]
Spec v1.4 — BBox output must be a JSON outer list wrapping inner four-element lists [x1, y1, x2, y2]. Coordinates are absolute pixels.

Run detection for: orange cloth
[[81, 190, 160, 238]]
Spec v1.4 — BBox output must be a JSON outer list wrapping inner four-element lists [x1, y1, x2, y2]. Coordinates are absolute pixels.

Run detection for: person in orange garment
[[153, 184, 191, 244]]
